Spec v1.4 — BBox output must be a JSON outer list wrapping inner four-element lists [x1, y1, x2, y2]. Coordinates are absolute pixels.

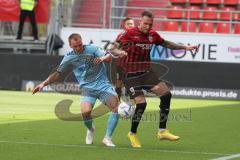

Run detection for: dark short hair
[[123, 17, 133, 23], [68, 33, 81, 44], [141, 11, 154, 19]]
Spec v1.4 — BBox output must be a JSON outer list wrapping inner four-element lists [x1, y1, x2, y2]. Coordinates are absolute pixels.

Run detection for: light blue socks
[[105, 112, 119, 138]]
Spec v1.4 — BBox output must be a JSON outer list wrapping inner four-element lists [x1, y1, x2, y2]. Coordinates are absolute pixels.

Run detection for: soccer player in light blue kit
[[33, 33, 125, 147]]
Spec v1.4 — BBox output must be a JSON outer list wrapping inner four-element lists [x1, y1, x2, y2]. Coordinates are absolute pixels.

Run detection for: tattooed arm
[[161, 40, 198, 51]]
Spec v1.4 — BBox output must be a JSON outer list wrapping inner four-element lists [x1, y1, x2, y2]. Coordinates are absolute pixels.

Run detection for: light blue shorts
[[80, 83, 117, 106]]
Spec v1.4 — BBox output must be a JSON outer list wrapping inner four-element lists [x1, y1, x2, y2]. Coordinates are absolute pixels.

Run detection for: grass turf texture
[[0, 90, 240, 160]]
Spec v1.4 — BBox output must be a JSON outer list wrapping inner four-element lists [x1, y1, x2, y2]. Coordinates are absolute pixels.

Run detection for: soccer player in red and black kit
[[117, 11, 198, 148], [115, 17, 135, 100]]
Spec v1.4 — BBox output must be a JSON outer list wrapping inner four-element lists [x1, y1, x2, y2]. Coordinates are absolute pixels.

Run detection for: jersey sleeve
[[154, 31, 164, 45], [57, 55, 75, 73], [93, 45, 107, 57], [115, 33, 121, 41], [116, 30, 132, 52], [115, 30, 126, 42], [117, 30, 131, 43]]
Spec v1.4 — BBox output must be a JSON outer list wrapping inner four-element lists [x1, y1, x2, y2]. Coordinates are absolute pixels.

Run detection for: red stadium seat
[[189, 0, 204, 5], [167, 6, 183, 19], [233, 10, 240, 21], [163, 21, 179, 32], [234, 24, 240, 34], [216, 23, 231, 33], [199, 22, 214, 33], [206, 0, 221, 5], [224, 0, 239, 5], [202, 7, 218, 20], [184, 6, 200, 19], [153, 22, 162, 31], [170, 0, 187, 4], [220, 7, 235, 20], [181, 22, 197, 32]]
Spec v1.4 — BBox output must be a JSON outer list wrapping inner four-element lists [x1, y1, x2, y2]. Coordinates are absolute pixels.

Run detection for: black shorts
[[122, 71, 162, 99], [115, 87, 122, 95]]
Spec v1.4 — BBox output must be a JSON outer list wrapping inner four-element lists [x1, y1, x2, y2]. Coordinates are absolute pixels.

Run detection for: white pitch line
[[0, 140, 229, 156], [211, 153, 240, 160]]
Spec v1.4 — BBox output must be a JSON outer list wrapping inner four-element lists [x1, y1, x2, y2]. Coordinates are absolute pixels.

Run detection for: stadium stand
[[125, 0, 168, 30], [234, 9, 240, 21], [206, 0, 221, 5], [163, 0, 239, 34], [170, 0, 187, 4], [163, 21, 179, 31], [202, 7, 218, 20], [189, 0, 204, 5], [1, 0, 239, 40], [184, 6, 201, 19], [216, 23, 231, 33], [75, 0, 110, 28], [78, 0, 103, 27], [224, 0, 239, 5], [126, 0, 167, 19], [0, 1, 49, 54], [0, 39, 45, 54], [199, 22, 215, 33], [220, 7, 235, 20], [69, 0, 240, 34], [234, 23, 240, 34], [181, 22, 197, 32], [167, 6, 183, 19]]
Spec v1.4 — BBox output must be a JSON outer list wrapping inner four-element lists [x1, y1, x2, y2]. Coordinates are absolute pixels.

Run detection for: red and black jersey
[[116, 31, 123, 41], [115, 30, 126, 68], [117, 27, 164, 74]]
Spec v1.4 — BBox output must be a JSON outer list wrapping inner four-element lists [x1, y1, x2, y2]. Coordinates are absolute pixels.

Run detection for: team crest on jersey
[[85, 55, 91, 63], [121, 30, 126, 36], [148, 36, 153, 42]]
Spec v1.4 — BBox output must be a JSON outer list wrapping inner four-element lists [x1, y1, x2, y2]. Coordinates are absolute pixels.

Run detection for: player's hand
[[110, 49, 128, 58], [185, 45, 199, 52], [93, 57, 103, 65], [118, 50, 128, 58], [32, 83, 44, 95]]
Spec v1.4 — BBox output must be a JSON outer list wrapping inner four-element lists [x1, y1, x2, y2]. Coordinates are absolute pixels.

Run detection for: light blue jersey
[[57, 44, 117, 105]]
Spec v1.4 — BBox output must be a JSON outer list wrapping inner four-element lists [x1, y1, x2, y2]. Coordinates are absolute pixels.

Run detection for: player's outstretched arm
[[107, 42, 127, 58], [161, 40, 198, 51], [93, 53, 112, 64], [32, 72, 61, 94]]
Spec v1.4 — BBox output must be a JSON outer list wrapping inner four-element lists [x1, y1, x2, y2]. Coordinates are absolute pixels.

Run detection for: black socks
[[130, 102, 147, 134]]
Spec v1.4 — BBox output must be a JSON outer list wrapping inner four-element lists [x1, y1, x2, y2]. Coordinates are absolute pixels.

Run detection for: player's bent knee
[[109, 101, 118, 113], [81, 102, 93, 118], [106, 96, 119, 113], [111, 106, 118, 113], [81, 111, 92, 120], [81, 107, 92, 113], [162, 91, 172, 98], [151, 82, 170, 96], [134, 95, 146, 104]]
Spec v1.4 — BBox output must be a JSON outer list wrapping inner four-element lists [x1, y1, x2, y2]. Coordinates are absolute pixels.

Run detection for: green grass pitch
[[0, 90, 240, 160]]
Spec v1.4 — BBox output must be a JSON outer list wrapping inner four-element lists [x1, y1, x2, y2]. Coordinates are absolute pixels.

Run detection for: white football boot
[[85, 126, 95, 145], [102, 137, 116, 147]]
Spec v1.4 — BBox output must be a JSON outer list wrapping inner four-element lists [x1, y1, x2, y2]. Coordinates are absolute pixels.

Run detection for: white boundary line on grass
[[211, 153, 240, 160], [0, 140, 230, 156]]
